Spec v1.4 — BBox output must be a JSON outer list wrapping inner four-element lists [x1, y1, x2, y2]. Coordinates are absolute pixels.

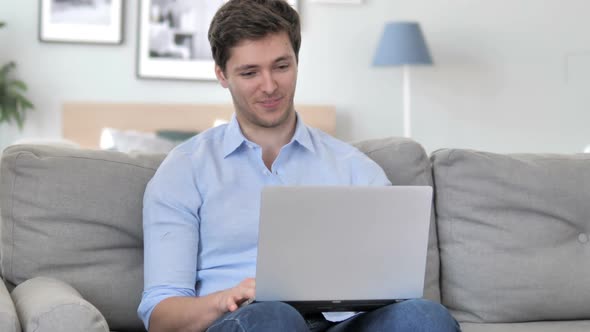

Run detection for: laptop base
[[256, 299, 404, 314]]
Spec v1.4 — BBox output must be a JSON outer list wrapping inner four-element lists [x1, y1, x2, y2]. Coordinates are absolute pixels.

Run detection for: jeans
[[206, 299, 461, 332]]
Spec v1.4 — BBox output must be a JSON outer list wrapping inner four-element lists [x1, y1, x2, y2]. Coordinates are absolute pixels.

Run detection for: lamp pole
[[402, 65, 411, 138]]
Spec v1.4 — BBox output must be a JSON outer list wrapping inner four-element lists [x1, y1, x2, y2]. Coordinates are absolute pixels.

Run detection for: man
[[138, 0, 460, 331]]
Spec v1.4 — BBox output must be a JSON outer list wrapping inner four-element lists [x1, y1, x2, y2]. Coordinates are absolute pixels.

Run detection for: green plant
[[0, 21, 34, 130]]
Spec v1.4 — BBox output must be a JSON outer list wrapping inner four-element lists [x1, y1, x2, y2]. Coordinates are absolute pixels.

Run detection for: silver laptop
[[255, 185, 433, 313]]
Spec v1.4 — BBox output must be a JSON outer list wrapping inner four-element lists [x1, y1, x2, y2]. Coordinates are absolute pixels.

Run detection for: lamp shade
[[373, 22, 433, 66]]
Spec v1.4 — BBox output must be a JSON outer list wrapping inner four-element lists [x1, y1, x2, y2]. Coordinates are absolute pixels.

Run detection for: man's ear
[[215, 65, 229, 88]]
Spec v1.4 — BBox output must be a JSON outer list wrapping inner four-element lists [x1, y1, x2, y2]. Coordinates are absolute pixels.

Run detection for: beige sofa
[[1, 137, 589, 332]]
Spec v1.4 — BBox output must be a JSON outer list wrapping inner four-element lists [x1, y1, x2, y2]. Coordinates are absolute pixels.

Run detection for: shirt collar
[[222, 114, 246, 158], [291, 113, 316, 154], [222, 112, 316, 158]]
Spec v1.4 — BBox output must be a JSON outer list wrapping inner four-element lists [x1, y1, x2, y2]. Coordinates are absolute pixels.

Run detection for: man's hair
[[208, 0, 301, 73]]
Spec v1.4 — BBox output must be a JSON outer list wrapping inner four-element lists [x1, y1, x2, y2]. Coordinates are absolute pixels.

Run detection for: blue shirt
[[138, 113, 391, 328]]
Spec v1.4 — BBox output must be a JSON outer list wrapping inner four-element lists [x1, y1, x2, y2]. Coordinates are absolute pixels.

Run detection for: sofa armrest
[[0, 277, 21, 332], [11, 277, 109, 332]]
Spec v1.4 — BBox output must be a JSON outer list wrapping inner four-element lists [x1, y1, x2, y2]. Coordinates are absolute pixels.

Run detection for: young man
[[138, 1, 460, 331]]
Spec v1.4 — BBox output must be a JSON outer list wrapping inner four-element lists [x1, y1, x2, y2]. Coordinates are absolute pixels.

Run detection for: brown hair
[[208, 0, 301, 73]]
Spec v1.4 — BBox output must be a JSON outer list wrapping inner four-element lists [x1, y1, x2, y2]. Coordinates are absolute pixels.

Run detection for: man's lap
[[327, 299, 460, 332], [206, 299, 460, 332], [207, 302, 308, 332]]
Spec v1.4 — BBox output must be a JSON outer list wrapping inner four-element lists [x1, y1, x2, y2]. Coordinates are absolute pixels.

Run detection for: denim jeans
[[206, 299, 461, 332]]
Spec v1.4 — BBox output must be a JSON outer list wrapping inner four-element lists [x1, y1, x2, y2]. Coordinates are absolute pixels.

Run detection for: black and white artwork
[[137, 0, 222, 80], [137, 0, 298, 81], [39, 0, 124, 44], [147, 0, 220, 61]]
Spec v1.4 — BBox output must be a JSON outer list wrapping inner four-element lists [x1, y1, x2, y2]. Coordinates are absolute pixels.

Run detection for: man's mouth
[[258, 97, 283, 108]]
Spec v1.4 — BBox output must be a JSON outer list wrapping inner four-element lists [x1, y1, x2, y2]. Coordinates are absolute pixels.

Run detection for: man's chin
[[252, 108, 294, 128], [256, 117, 287, 129]]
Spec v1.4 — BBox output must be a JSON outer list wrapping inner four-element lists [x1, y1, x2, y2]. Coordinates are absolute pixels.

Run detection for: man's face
[[215, 32, 298, 130]]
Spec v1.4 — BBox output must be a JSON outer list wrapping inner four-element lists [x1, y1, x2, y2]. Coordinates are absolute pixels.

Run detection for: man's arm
[[138, 150, 206, 331], [148, 278, 255, 332], [350, 149, 392, 186], [140, 150, 257, 331]]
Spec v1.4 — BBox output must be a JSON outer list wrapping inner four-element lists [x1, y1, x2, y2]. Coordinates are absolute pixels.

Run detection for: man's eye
[[240, 72, 256, 77], [277, 64, 289, 70]]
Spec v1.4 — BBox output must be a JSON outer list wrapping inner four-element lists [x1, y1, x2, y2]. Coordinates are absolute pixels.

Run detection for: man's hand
[[148, 280, 256, 332], [217, 278, 256, 313]]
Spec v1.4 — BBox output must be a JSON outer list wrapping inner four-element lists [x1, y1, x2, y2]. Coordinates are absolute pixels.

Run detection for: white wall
[[1, 0, 589, 153]]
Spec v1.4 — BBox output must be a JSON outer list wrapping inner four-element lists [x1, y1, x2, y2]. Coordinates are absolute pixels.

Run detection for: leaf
[[16, 94, 34, 111], [0, 105, 6, 122], [9, 80, 27, 92], [8, 86, 30, 100], [0, 59, 33, 128], [0, 62, 15, 76], [13, 105, 24, 129], [3, 98, 17, 124]]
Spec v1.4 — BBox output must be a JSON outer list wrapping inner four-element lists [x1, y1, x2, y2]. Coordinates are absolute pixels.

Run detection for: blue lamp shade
[[373, 22, 433, 66]]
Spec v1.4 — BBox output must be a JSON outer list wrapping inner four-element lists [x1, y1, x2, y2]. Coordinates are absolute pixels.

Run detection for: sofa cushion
[[432, 149, 590, 323], [461, 321, 590, 332], [11, 277, 109, 332], [0, 277, 20, 332], [0, 145, 165, 331], [354, 137, 440, 302]]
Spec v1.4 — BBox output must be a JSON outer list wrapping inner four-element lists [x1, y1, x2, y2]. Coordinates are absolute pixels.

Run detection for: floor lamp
[[373, 22, 433, 138]]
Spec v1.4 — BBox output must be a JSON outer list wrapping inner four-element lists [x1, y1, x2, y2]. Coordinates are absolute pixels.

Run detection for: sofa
[[0, 137, 589, 332]]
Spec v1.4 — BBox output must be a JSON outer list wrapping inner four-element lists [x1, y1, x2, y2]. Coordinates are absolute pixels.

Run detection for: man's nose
[[260, 71, 278, 94]]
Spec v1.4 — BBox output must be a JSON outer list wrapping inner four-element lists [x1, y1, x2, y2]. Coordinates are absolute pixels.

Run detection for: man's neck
[[238, 112, 297, 170]]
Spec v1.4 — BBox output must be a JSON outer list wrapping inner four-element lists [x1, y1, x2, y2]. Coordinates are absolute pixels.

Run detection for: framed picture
[[137, 0, 298, 81], [39, 0, 124, 44]]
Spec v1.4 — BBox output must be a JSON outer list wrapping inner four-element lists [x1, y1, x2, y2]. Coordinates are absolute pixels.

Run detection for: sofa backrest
[[354, 137, 440, 302], [0, 145, 164, 331], [432, 149, 590, 323]]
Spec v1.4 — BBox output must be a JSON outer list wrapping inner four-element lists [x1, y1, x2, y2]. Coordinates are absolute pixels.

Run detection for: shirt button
[[579, 233, 588, 244]]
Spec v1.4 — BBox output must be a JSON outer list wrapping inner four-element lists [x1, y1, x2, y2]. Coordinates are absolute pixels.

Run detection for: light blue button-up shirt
[[138, 113, 391, 328]]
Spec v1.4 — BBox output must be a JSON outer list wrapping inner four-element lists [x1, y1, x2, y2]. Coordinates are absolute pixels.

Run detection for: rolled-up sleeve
[[138, 150, 201, 330]]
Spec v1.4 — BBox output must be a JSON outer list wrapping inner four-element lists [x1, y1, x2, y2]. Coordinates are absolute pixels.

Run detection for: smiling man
[[138, 1, 460, 332], [215, 30, 299, 170]]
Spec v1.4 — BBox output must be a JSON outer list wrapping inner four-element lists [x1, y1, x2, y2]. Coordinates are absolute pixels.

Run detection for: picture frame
[[39, 0, 124, 44], [137, 0, 298, 81]]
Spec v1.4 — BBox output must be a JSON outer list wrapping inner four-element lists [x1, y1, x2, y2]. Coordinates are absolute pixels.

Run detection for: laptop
[[254, 185, 433, 314]]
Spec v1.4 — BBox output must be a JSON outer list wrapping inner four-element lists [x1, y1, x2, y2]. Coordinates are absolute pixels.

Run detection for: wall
[[1, 0, 589, 153]]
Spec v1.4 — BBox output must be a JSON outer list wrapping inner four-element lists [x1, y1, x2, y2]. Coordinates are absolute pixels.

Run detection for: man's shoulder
[[173, 125, 226, 156], [148, 126, 227, 190], [154, 126, 226, 174], [308, 127, 367, 160], [307, 127, 389, 185]]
